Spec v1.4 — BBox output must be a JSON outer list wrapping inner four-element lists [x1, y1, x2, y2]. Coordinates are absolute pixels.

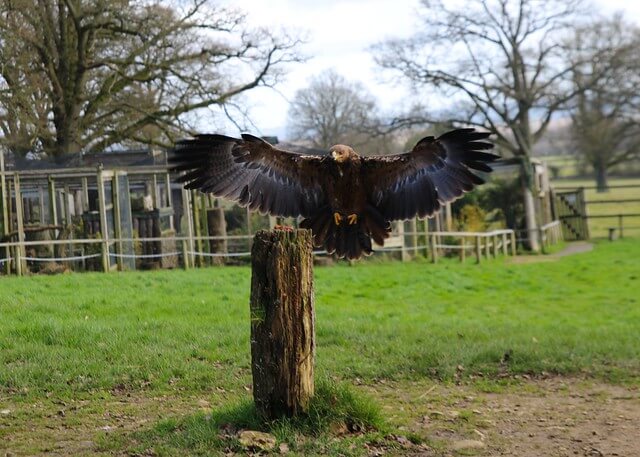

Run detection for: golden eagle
[[171, 129, 497, 259]]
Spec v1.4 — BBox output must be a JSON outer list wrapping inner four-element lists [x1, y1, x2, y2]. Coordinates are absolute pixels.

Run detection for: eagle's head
[[329, 144, 355, 163]]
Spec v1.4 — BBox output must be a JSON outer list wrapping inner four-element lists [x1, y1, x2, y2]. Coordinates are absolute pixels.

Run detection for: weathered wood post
[[250, 229, 315, 419]]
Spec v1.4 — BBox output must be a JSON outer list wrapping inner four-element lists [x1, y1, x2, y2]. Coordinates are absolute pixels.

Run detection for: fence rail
[[0, 227, 528, 276]]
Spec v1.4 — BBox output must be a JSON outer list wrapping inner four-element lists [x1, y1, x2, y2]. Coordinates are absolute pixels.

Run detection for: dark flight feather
[[362, 128, 498, 221], [170, 134, 327, 218]]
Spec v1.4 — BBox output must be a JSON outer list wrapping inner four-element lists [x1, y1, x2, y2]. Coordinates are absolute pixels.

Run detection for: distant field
[[1, 239, 639, 455], [551, 177, 640, 238]]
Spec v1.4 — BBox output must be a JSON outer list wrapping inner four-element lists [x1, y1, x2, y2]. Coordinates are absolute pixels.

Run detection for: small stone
[[0, 409, 11, 416], [278, 442, 290, 454], [452, 439, 485, 451], [238, 430, 277, 452]]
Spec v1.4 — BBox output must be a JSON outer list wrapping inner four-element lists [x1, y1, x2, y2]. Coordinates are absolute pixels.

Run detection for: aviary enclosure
[[0, 147, 562, 276]]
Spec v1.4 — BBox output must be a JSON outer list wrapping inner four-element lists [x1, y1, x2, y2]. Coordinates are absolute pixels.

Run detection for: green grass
[[551, 177, 640, 238], [1, 239, 639, 454], [1, 239, 639, 399]]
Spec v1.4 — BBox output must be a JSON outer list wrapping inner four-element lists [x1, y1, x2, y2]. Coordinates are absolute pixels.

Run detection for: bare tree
[[373, 0, 592, 250], [569, 16, 640, 192], [287, 69, 386, 151], [0, 0, 302, 157]]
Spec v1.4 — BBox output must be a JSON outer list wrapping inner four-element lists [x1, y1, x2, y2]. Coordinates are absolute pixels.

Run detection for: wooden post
[[459, 237, 466, 263], [63, 184, 72, 225], [475, 235, 482, 264], [165, 172, 174, 231], [200, 193, 210, 262], [181, 239, 190, 269], [191, 190, 204, 267], [0, 149, 8, 238], [492, 234, 499, 257], [435, 213, 442, 258], [397, 221, 409, 262], [422, 218, 430, 258], [484, 235, 490, 259], [112, 174, 124, 271], [409, 218, 418, 256], [502, 232, 508, 256], [445, 202, 453, 231], [96, 167, 110, 272], [510, 231, 517, 256], [538, 226, 546, 254], [1, 154, 9, 275], [250, 229, 315, 419], [48, 177, 58, 229], [82, 177, 89, 212], [182, 188, 195, 267], [430, 233, 438, 263], [38, 187, 46, 224], [618, 215, 624, 239], [13, 174, 26, 275], [152, 174, 159, 209]]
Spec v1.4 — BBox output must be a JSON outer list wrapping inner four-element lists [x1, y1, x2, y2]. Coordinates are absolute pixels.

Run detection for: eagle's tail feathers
[[301, 206, 390, 260]]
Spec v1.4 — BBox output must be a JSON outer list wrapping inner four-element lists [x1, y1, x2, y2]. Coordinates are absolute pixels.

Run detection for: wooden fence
[[0, 226, 529, 276]]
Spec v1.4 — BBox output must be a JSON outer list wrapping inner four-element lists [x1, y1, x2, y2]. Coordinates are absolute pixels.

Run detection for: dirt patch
[[367, 377, 640, 456], [483, 378, 639, 457]]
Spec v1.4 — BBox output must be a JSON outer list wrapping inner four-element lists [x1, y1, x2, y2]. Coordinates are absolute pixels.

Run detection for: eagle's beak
[[331, 150, 338, 159]]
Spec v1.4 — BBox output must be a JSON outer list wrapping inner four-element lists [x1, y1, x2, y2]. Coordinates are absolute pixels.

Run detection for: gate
[[554, 188, 589, 240]]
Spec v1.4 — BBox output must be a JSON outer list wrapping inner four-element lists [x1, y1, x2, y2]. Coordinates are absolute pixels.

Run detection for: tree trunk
[[595, 162, 609, 193], [521, 174, 540, 252], [250, 229, 315, 419], [207, 207, 227, 266]]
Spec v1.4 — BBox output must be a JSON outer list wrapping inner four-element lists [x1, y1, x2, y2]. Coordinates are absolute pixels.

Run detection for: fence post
[[0, 149, 8, 240], [96, 167, 110, 272], [484, 235, 490, 259], [430, 233, 438, 263], [423, 218, 430, 258], [492, 234, 499, 257], [250, 229, 314, 419], [538, 226, 546, 254], [13, 174, 26, 275], [618, 215, 624, 239], [510, 231, 517, 256], [181, 239, 190, 269], [409, 218, 418, 257], [475, 235, 481, 263], [501, 232, 508, 256], [100, 241, 109, 272], [459, 237, 466, 263]]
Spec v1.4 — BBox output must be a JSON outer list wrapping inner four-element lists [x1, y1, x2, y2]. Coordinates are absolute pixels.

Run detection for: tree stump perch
[[250, 229, 315, 419]]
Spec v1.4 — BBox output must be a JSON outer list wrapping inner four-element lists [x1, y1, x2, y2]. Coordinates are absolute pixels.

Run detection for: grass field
[[1, 239, 639, 455], [551, 177, 640, 238]]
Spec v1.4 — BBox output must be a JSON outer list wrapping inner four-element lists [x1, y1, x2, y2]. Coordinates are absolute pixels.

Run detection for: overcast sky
[[218, 0, 640, 140]]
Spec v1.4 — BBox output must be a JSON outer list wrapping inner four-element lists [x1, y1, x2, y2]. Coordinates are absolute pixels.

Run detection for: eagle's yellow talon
[[347, 214, 358, 225], [334, 212, 343, 225]]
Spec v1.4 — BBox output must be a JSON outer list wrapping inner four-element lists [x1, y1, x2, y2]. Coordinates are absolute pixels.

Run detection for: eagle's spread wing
[[363, 128, 497, 221], [170, 134, 327, 217]]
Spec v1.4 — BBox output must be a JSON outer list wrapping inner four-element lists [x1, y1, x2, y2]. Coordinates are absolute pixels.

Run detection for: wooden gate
[[554, 188, 590, 240]]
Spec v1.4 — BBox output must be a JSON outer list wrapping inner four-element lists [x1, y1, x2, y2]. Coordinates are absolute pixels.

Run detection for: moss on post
[[249, 229, 315, 419]]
